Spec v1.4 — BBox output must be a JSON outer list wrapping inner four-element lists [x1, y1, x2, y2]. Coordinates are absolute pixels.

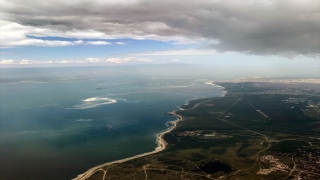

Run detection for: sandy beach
[[72, 85, 225, 180], [72, 110, 183, 180]]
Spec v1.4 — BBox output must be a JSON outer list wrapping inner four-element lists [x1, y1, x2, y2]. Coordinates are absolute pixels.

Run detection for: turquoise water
[[0, 65, 224, 180]]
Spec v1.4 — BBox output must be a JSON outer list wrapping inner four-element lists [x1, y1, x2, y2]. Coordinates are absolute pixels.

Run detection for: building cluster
[[257, 155, 290, 175], [224, 78, 320, 84], [177, 131, 201, 137], [219, 77, 320, 96], [266, 152, 320, 179], [291, 171, 320, 180], [296, 155, 320, 174], [283, 97, 306, 103], [270, 151, 298, 157]]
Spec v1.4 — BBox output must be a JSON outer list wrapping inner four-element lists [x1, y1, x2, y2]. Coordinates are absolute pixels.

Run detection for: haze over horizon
[[0, 0, 319, 76], [1, 1, 320, 180]]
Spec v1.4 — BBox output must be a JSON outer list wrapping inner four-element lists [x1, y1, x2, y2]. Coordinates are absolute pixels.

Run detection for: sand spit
[[72, 111, 183, 180]]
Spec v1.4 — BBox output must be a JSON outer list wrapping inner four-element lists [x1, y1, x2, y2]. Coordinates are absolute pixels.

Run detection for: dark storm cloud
[[1, 0, 319, 56]]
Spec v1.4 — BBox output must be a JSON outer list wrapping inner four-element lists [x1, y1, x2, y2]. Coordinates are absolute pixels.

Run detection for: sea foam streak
[[68, 97, 117, 109]]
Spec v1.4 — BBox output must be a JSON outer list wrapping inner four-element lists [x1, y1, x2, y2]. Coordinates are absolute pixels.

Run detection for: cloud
[[106, 57, 153, 63], [132, 49, 218, 56], [0, 60, 17, 64], [0, 59, 39, 65], [19, 60, 36, 64], [106, 58, 126, 64], [85, 57, 153, 64], [86, 41, 110, 45], [172, 40, 201, 45], [86, 58, 103, 62], [0, 57, 153, 66], [1, 0, 319, 56], [0, 20, 112, 47], [43, 61, 54, 64], [74, 40, 84, 45], [116, 42, 126, 45], [0, 20, 75, 47], [55, 60, 75, 64], [135, 58, 153, 63]]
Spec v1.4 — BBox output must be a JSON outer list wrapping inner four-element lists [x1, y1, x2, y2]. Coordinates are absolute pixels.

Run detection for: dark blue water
[[0, 65, 224, 180]]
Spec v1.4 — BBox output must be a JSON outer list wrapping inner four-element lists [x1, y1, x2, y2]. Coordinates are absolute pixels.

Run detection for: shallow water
[[0, 65, 224, 180]]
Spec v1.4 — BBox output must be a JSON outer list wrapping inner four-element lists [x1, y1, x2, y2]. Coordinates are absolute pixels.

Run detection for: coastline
[[179, 83, 226, 111], [206, 81, 227, 97], [72, 84, 226, 180], [72, 110, 183, 180]]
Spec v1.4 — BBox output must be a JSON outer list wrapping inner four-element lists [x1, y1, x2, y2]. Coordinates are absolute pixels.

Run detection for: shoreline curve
[[72, 85, 226, 180], [72, 110, 183, 180]]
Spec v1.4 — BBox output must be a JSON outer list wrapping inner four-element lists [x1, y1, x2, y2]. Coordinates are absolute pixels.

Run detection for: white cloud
[[19, 59, 36, 64], [0, 20, 114, 47], [11, 39, 75, 47], [86, 41, 111, 45], [106, 58, 125, 64], [116, 42, 126, 45], [135, 58, 153, 62], [172, 59, 179, 62], [86, 58, 103, 62], [0, 59, 38, 65], [74, 40, 84, 45], [0, 20, 75, 47], [105, 57, 153, 63], [132, 49, 217, 56], [56, 60, 74, 64], [75, 60, 88, 63], [172, 40, 200, 45], [43, 61, 53, 64], [1, 0, 319, 55], [0, 59, 17, 64], [0, 57, 154, 66]]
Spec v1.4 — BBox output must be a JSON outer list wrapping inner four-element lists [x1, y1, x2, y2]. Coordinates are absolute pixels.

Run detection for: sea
[[0, 65, 224, 180]]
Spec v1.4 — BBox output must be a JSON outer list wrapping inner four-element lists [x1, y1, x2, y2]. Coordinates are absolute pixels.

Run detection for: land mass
[[74, 78, 320, 180]]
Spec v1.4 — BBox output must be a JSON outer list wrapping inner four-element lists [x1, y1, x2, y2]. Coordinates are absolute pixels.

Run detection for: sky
[[0, 0, 319, 75]]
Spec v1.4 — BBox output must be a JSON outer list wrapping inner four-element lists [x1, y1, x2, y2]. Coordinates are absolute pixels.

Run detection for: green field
[[86, 82, 320, 180]]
